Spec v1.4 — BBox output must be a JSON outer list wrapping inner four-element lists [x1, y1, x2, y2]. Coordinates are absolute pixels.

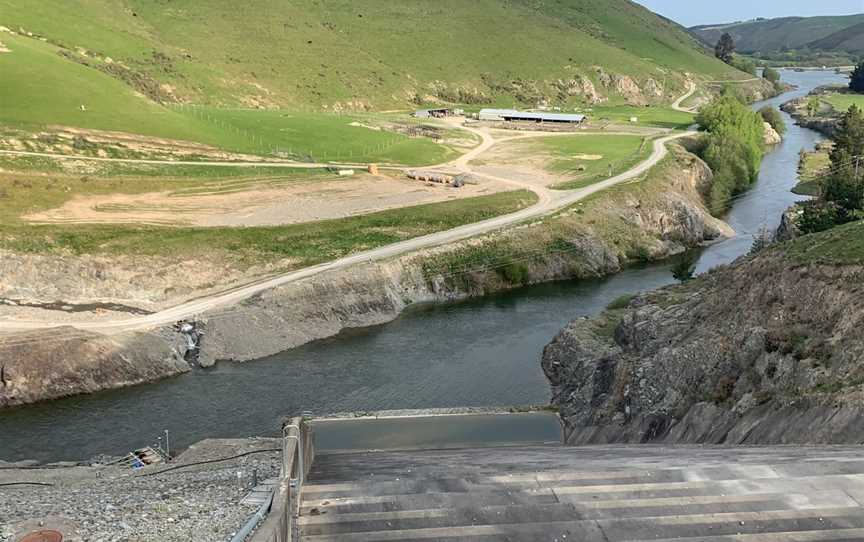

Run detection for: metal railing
[[248, 417, 314, 542]]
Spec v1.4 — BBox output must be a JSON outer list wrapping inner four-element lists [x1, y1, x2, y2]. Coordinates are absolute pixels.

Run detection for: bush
[[731, 56, 757, 77], [696, 94, 765, 176], [798, 200, 842, 234], [500, 261, 529, 284], [607, 294, 635, 310], [759, 106, 786, 135], [763, 67, 781, 84], [696, 94, 766, 214]]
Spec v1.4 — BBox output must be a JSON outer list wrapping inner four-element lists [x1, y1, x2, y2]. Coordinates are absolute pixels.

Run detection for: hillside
[[543, 220, 864, 445], [690, 14, 864, 54], [0, 0, 744, 114], [809, 21, 864, 54]]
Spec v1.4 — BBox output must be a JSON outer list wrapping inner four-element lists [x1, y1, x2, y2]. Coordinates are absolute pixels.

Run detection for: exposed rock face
[[595, 67, 645, 105], [0, 250, 291, 310], [554, 76, 605, 104], [0, 328, 188, 407], [613, 75, 645, 105], [763, 122, 782, 145], [643, 78, 664, 98], [542, 249, 864, 445], [776, 204, 804, 242]]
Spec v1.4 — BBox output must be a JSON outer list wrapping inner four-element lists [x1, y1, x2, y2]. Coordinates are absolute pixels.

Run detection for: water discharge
[[0, 71, 847, 463]]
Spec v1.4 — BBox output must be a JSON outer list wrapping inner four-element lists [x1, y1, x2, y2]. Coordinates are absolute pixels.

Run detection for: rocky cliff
[[543, 221, 864, 445], [0, 327, 189, 407], [1, 144, 734, 406]]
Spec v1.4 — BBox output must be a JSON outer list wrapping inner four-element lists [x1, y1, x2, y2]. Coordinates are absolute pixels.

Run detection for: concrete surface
[[298, 444, 864, 541]]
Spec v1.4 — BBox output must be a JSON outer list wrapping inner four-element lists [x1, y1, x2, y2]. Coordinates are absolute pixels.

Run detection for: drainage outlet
[[19, 531, 63, 542]]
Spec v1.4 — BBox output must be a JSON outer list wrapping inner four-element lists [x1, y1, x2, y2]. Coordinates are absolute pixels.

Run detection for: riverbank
[[0, 142, 730, 407]]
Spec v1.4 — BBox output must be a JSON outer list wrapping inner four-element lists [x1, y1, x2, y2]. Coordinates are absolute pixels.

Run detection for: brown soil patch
[[23, 173, 510, 227]]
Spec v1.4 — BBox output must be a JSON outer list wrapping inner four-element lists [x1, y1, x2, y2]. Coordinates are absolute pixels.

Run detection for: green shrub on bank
[[696, 94, 766, 215], [759, 106, 786, 135]]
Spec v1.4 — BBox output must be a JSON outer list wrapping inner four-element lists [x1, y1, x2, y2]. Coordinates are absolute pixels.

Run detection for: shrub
[[759, 106, 786, 135], [500, 261, 529, 284], [731, 56, 757, 77], [696, 94, 766, 214], [798, 200, 842, 234], [607, 294, 635, 310], [763, 67, 781, 84]]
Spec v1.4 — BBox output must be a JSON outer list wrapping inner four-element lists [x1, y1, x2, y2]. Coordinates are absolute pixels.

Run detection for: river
[[0, 70, 847, 463]]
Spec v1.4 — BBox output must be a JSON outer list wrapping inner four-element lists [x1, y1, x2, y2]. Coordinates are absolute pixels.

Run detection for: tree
[[830, 104, 864, 161], [715, 33, 736, 65], [750, 226, 773, 254], [850, 62, 864, 93], [806, 96, 821, 117], [821, 105, 864, 220], [763, 67, 781, 84], [671, 251, 699, 282], [798, 200, 841, 234]]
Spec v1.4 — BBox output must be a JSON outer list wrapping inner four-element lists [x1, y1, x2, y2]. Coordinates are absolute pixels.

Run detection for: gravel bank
[[0, 438, 281, 542]]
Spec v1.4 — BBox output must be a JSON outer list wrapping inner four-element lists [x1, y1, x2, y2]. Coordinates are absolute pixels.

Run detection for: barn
[[479, 108, 586, 124]]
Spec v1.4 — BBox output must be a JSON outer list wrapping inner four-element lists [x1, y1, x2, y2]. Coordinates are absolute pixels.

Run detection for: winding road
[[0, 113, 697, 335]]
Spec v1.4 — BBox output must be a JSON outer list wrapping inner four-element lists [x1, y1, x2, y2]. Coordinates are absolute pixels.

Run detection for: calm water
[[0, 70, 846, 463]]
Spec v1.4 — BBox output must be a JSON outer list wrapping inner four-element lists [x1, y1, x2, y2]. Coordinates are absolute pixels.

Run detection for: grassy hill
[[808, 22, 864, 54], [1, 0, 743, 113], [690, 15, 864, 55]]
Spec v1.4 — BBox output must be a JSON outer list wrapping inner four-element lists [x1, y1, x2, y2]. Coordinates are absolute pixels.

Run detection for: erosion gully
[[0, 71, 847, 463]]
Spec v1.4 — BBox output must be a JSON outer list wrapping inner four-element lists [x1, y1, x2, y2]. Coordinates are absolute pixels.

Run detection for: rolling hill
[[0, 0, 746, 115], [809, 21, 864, 54], [690, 14, 864, 55]]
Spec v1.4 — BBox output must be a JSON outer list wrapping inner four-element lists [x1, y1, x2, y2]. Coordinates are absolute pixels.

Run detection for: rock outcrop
[[781, 96, 839, 137], [554, 76, 605, 104], [775, 204, 804, 241], [542, 226, 864, 445], [763, 121, 782, 145], [0, 328, 188, 407]]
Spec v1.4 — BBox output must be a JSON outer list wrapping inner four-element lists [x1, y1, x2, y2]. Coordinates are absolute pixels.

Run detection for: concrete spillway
[[299, 444, 864, 541]]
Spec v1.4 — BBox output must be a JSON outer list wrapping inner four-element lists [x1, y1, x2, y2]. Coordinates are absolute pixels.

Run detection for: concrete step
[[299, 495, 851, 537], [301, 507, 864, 541], [301, 488, 560, 515], [301, 470, 864, 510], [633, 528, 864, 541], [302, 462, 864, 501], [299, 445, 864, 541]]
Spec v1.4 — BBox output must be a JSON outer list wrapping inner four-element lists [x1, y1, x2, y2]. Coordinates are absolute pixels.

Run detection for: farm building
[[479, 108, 586, 124], [413, 108, 454, 118]]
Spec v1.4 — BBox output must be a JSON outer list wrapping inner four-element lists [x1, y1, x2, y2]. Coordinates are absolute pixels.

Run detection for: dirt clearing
[[23, 173, 511, 227]]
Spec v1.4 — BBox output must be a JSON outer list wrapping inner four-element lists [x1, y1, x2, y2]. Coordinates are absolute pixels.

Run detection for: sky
[[634, 0, 864, 27]]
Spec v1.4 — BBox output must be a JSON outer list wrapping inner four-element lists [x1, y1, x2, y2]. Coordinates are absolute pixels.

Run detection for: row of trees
[[799, 104, 864, 233], [695, 92, 767, 214]]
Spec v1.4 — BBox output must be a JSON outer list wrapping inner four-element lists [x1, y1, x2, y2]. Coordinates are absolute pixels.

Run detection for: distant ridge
[[690, 14, 864, 55]]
